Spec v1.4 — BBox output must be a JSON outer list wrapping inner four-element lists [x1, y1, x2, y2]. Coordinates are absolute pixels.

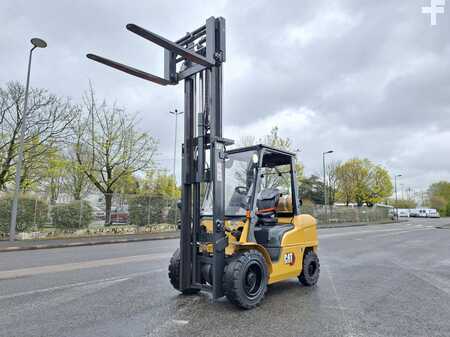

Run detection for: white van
[[413, 208, 440, 218], [426, 209, 440, 218], [414, 208, 427, 218]]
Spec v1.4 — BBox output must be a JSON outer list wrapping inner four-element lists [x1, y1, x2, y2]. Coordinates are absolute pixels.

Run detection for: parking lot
[[1, 218, 449, 337]]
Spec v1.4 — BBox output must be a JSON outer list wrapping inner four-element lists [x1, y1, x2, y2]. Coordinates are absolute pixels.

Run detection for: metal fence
[[303, 204, 392, 227], [0, 192, 393, 239], [0, 193, 178, 239]]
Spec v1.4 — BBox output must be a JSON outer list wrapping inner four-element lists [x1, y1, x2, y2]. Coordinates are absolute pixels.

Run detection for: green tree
[[390, 198, 417, 209], [429, 181, 450, 200], [335, 159, 363, 206], [299, 175, 324, 205], [365, 165, 393, 206], [429, 195, 447, 213], [427, 181, 450, 215], [73, 85, 158, 224], [140, 169, 180, 198], [40, 147, 67, 204], [326, 161, 340, 205], [335, 158, 392, 206], [128, 170, 179, 226], [63, 156, 92, 200]]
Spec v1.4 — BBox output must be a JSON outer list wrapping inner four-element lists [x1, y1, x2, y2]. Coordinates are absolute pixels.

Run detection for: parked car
[[400, 209, 410, 217], [393, 208, 410, 217], [110, 211, 129, 224]]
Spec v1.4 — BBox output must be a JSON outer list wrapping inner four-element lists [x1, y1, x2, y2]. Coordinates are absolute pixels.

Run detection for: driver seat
[[255, 188, 280, 226], [254, 188, 294, 261]]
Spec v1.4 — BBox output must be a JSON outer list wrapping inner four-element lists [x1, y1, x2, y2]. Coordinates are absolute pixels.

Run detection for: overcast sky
[[1, 0, 449, 195]]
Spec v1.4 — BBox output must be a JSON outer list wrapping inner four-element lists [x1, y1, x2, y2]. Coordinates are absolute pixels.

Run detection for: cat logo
[[284, 252, 295, 265]]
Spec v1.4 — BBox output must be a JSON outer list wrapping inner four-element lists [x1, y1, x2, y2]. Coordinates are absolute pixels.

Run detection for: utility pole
[[394, 174, 402, 222], [169, 109, 184, 226], [322, 150, 334, 223], [9, 38, 47, 242]]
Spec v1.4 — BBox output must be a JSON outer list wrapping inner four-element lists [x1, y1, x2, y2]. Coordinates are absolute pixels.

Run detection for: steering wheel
[[234, 186, 247, 195]]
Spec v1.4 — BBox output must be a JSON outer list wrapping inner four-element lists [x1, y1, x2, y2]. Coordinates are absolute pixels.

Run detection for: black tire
[[223, 250, 268, 309], [168, 248, 200, 295], [299, 250, 320, 286]]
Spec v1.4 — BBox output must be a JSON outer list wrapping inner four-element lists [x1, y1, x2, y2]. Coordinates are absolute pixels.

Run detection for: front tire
[[299, 250, 320, 286], [168, 248, 200, 295], [223, 250, 268, 309]]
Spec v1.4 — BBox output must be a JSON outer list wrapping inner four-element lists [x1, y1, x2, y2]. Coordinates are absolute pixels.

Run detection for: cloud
[[1, 0, 449, 191]]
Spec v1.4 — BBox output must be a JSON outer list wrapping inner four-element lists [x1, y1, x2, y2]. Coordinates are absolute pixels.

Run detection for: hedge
[[0, 195, 48, 234], [51, 200, 94, 229], [128, 195, 176, 226]]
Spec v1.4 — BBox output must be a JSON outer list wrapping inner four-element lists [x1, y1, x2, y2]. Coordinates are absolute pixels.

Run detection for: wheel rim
[[243, 262, 263, 299], [308, 260, 317, 277]]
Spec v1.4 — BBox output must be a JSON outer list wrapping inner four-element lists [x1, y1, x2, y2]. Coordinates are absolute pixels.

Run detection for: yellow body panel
[[200, 213, 318, 284], [267, 214, 318, 284]]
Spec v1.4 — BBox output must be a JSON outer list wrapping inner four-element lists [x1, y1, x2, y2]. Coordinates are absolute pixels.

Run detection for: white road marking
[[172, 319, 189, 325], [0, 269, 165, 301], [320, 226, 418, 239], [391, 260, 450, 296], [324, 264, 355, 336], [0, 253, 170, 280], [369, 228, 432, 238]]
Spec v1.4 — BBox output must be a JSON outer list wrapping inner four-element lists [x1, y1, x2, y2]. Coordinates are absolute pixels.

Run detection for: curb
[[0, 233, 180, 253]]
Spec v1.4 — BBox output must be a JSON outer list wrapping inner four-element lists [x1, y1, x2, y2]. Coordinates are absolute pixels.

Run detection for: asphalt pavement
[[0, 217, 449, 337]]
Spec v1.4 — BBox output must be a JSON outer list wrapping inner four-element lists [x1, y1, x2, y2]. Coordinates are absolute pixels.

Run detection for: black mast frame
[[87, 16, 230, 299]]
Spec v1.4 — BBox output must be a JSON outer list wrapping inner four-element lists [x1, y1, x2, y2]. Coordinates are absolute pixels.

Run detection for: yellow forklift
[[88, 17, 319, 309]]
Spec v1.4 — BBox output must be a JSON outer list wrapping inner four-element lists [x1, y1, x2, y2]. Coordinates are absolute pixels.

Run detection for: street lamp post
[[394, 174, 402, 222], [9, 38, 47, 242], [169, 109, 184, 226], [322, 150, 334, 223]]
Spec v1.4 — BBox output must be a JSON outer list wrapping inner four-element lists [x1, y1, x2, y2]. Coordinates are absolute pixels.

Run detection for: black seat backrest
[[256, 188, 280, 225]]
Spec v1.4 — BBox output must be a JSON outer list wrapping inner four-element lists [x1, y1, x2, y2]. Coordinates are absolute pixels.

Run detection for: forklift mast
[[87, 17, 230, 299]]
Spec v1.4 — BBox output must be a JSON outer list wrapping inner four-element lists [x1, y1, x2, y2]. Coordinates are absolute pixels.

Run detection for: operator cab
[[202, 144, 300, 261]]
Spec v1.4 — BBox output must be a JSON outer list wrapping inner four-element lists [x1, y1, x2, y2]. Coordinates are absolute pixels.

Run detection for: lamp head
[[31, 38, 47, 48]]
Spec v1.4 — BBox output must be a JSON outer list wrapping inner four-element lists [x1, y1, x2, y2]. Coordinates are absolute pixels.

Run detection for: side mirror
[[177, 200, 182, 210], [299, 199, 303, 206]]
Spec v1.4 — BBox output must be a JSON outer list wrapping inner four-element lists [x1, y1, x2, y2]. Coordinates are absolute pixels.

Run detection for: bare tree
[[0, 82, 75, 191], [73, 85, 158, 224]]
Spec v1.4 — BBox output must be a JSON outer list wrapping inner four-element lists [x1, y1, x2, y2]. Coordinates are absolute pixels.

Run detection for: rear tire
[[168, 248, 200, 295], [299, 250, 320, 286], [223, 250, 268, 309]]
